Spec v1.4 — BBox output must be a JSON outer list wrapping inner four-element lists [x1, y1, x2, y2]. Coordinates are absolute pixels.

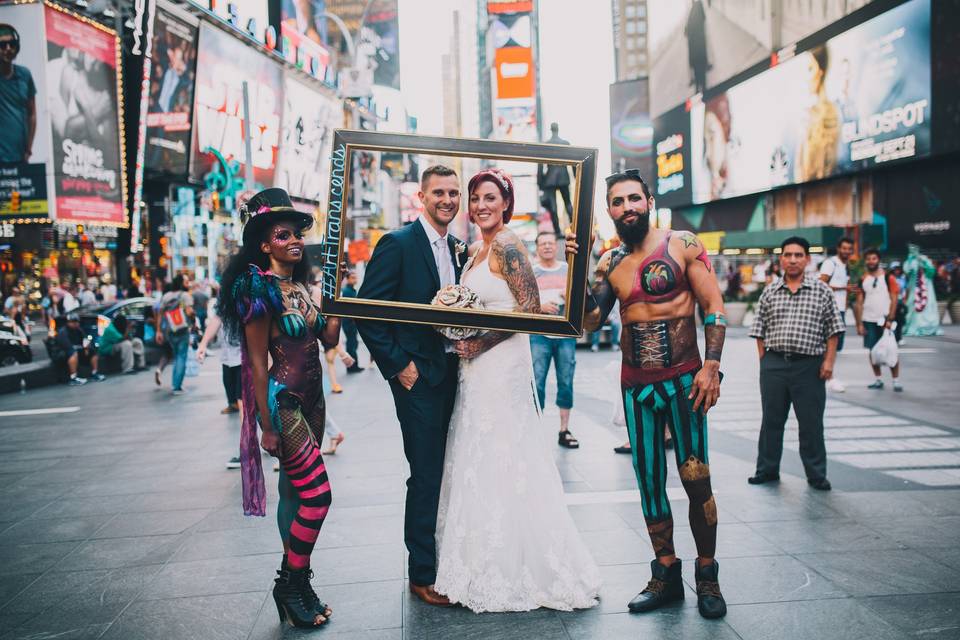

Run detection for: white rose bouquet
[[431, 284, 486, 340]]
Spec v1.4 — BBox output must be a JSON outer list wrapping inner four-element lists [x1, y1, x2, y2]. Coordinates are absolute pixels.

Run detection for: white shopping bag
[[870, 327, 899, 368]]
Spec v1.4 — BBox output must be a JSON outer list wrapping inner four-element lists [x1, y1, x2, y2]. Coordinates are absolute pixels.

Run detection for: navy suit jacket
[[356, 221, 467, 387]]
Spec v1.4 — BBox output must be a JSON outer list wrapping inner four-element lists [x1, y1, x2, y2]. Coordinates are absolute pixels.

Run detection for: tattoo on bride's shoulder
[[492, 236, 540, 312]]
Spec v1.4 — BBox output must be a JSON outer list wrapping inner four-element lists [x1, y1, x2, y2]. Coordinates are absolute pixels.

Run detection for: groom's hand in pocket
[[397, 360, 419, 391]]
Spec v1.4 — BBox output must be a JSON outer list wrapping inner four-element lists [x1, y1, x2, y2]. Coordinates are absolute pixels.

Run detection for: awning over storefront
[[721, 224, 885, 251]]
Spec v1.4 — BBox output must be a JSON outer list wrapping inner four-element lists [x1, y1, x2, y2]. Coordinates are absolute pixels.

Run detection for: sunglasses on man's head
[[605, 169, 646, 188]]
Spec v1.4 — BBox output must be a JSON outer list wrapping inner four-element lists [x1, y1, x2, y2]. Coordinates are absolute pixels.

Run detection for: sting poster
[[44, 5, 125, 224]]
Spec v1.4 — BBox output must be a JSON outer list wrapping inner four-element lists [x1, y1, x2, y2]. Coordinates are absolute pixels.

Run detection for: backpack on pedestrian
[[161, 293, 191, 334]]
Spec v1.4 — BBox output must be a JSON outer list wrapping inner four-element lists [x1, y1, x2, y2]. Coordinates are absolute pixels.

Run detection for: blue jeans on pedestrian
[[530, 335, 576, 410], [168, 330, 190, 391]]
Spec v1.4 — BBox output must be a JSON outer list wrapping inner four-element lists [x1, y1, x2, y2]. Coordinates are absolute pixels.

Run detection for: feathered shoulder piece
[[234, 264, 285, 323]]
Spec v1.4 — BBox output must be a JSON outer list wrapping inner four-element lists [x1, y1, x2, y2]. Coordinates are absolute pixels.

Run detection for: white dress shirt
[[419, 215, 457, 353], [419, 215, 454, 289]]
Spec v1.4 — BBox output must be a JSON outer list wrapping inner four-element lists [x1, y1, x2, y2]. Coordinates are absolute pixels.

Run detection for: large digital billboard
[[276, 74, 341, 204], [45, 4, 125, 225], [648, 0, 771, 119], [144, 6, 198, 175], [190, 22, 283, 189], [0, 2, 51, 220], [654, 0, 930, 209], [648, 1, 878, 120]]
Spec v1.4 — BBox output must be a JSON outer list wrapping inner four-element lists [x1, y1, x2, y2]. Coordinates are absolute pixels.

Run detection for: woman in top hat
[[218, 188, 340, 628]]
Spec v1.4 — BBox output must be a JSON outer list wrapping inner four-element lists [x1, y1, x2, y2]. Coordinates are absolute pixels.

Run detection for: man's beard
[[866, 263, 879, 272], [614, 212, 650, 247]]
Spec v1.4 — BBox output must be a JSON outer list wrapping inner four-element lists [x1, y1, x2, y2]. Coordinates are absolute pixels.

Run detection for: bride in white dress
[[433, 169, 601, 613]]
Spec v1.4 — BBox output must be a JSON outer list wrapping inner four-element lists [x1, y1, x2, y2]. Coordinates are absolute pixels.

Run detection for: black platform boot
[[628, 559, 684, 613], [273, 567, 329, 627], [276, 557, 331, 621], [694, 559, 727, 619]]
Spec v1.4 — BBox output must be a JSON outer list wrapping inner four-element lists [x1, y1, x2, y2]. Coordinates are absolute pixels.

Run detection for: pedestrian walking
[[340, 271, 364, 373], [218, 188, 341, 628], [749, 236, 844, 491], [156, 274, 194, 395], [819, 236, 856, 392], [196, 302, 244, 469], [854, 248, 903, 392], [323, 343, 354, 393], [530, 232, 579, 448]]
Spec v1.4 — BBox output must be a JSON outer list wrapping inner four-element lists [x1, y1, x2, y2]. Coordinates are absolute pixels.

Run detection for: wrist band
[[704, 313, 727, 326]]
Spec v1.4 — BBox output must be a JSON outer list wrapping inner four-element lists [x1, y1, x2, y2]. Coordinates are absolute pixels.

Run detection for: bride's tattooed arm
[[454, 234, 540, 359]]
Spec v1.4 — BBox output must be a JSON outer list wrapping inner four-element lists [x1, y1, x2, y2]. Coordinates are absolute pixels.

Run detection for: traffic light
[[9, 191, 20, 212]]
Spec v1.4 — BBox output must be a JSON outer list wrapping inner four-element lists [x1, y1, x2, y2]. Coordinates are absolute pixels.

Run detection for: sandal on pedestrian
[[322, 433, 345, 455], [614, 444, 632, 454], [558, 430, 580, 449], [273, 566, 331, 628]]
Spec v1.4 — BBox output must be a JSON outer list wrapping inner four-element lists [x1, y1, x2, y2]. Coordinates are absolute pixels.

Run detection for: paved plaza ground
[[1, 328, 959, 639]]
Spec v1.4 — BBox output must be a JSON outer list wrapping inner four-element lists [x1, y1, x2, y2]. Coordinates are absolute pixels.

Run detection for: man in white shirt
[[854, 248, 902, 392], [819, 236, 855, 392]]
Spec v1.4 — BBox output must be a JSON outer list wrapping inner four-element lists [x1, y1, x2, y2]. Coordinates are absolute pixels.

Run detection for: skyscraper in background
[[612, 0, 649, 81], [610, 1, 654, 185]]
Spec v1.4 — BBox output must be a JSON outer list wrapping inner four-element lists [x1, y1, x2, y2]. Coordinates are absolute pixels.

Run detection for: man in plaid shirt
[[748, 236, 844, 491]]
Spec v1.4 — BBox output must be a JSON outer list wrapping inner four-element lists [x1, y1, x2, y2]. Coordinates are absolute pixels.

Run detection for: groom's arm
[[356, 234, 410, 380]]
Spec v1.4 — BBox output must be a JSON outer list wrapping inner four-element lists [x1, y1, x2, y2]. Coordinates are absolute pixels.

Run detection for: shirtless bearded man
[[585, 169, 727, 619]]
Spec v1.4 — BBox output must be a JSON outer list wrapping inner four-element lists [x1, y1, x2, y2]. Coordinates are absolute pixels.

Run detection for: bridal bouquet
[[431, 284, 485, 340]]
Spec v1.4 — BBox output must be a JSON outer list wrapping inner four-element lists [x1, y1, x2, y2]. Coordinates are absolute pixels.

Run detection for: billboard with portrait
[[647, 1, 879, 120], [144, 6, 197, 175], [648, 0, 772, 119], [0, 2, 51, 220], [45, 4, 125, 225], [190, 22, 283, 189], [276, 74, 341, 204], [655, 0, 931, 209]]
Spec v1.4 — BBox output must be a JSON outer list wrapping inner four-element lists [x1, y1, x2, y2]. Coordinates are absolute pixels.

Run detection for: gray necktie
[[435, 238, 453, 288]]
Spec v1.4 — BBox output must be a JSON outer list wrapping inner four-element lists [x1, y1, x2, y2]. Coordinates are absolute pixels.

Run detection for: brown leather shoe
[[409, 582, 452, 607]]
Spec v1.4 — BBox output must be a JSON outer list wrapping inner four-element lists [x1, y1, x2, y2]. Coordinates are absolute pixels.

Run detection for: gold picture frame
[[318, 129, 597, 337]]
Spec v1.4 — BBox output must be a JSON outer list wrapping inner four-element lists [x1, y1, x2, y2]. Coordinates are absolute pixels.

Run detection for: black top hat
[[240, 188, 314, 245]]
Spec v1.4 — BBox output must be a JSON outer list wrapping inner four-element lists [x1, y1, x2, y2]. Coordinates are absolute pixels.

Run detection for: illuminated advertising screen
[[190, 22, 283, 188], [276, 75, 341, 204], [609, 78, 653, 180], [144, 7, 198, 175], [0, 2, 51, 220], [45, 5, 125, 225], [654, 0, 931, 209], [363, 0, 401, 90]]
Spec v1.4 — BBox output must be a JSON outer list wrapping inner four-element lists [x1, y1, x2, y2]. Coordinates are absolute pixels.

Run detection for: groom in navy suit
[[356, 165, 467, 606]]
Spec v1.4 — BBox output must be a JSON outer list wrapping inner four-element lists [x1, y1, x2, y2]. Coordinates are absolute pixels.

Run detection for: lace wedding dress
[[434, 256, 601, 613]]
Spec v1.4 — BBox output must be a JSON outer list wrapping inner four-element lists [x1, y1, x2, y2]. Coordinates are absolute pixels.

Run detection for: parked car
[[51, 297, 159, 348], [0, 314, 32, 366]]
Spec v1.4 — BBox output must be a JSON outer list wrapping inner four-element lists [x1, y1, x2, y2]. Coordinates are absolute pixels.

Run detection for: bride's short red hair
[[468, 169, 515, 224]]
